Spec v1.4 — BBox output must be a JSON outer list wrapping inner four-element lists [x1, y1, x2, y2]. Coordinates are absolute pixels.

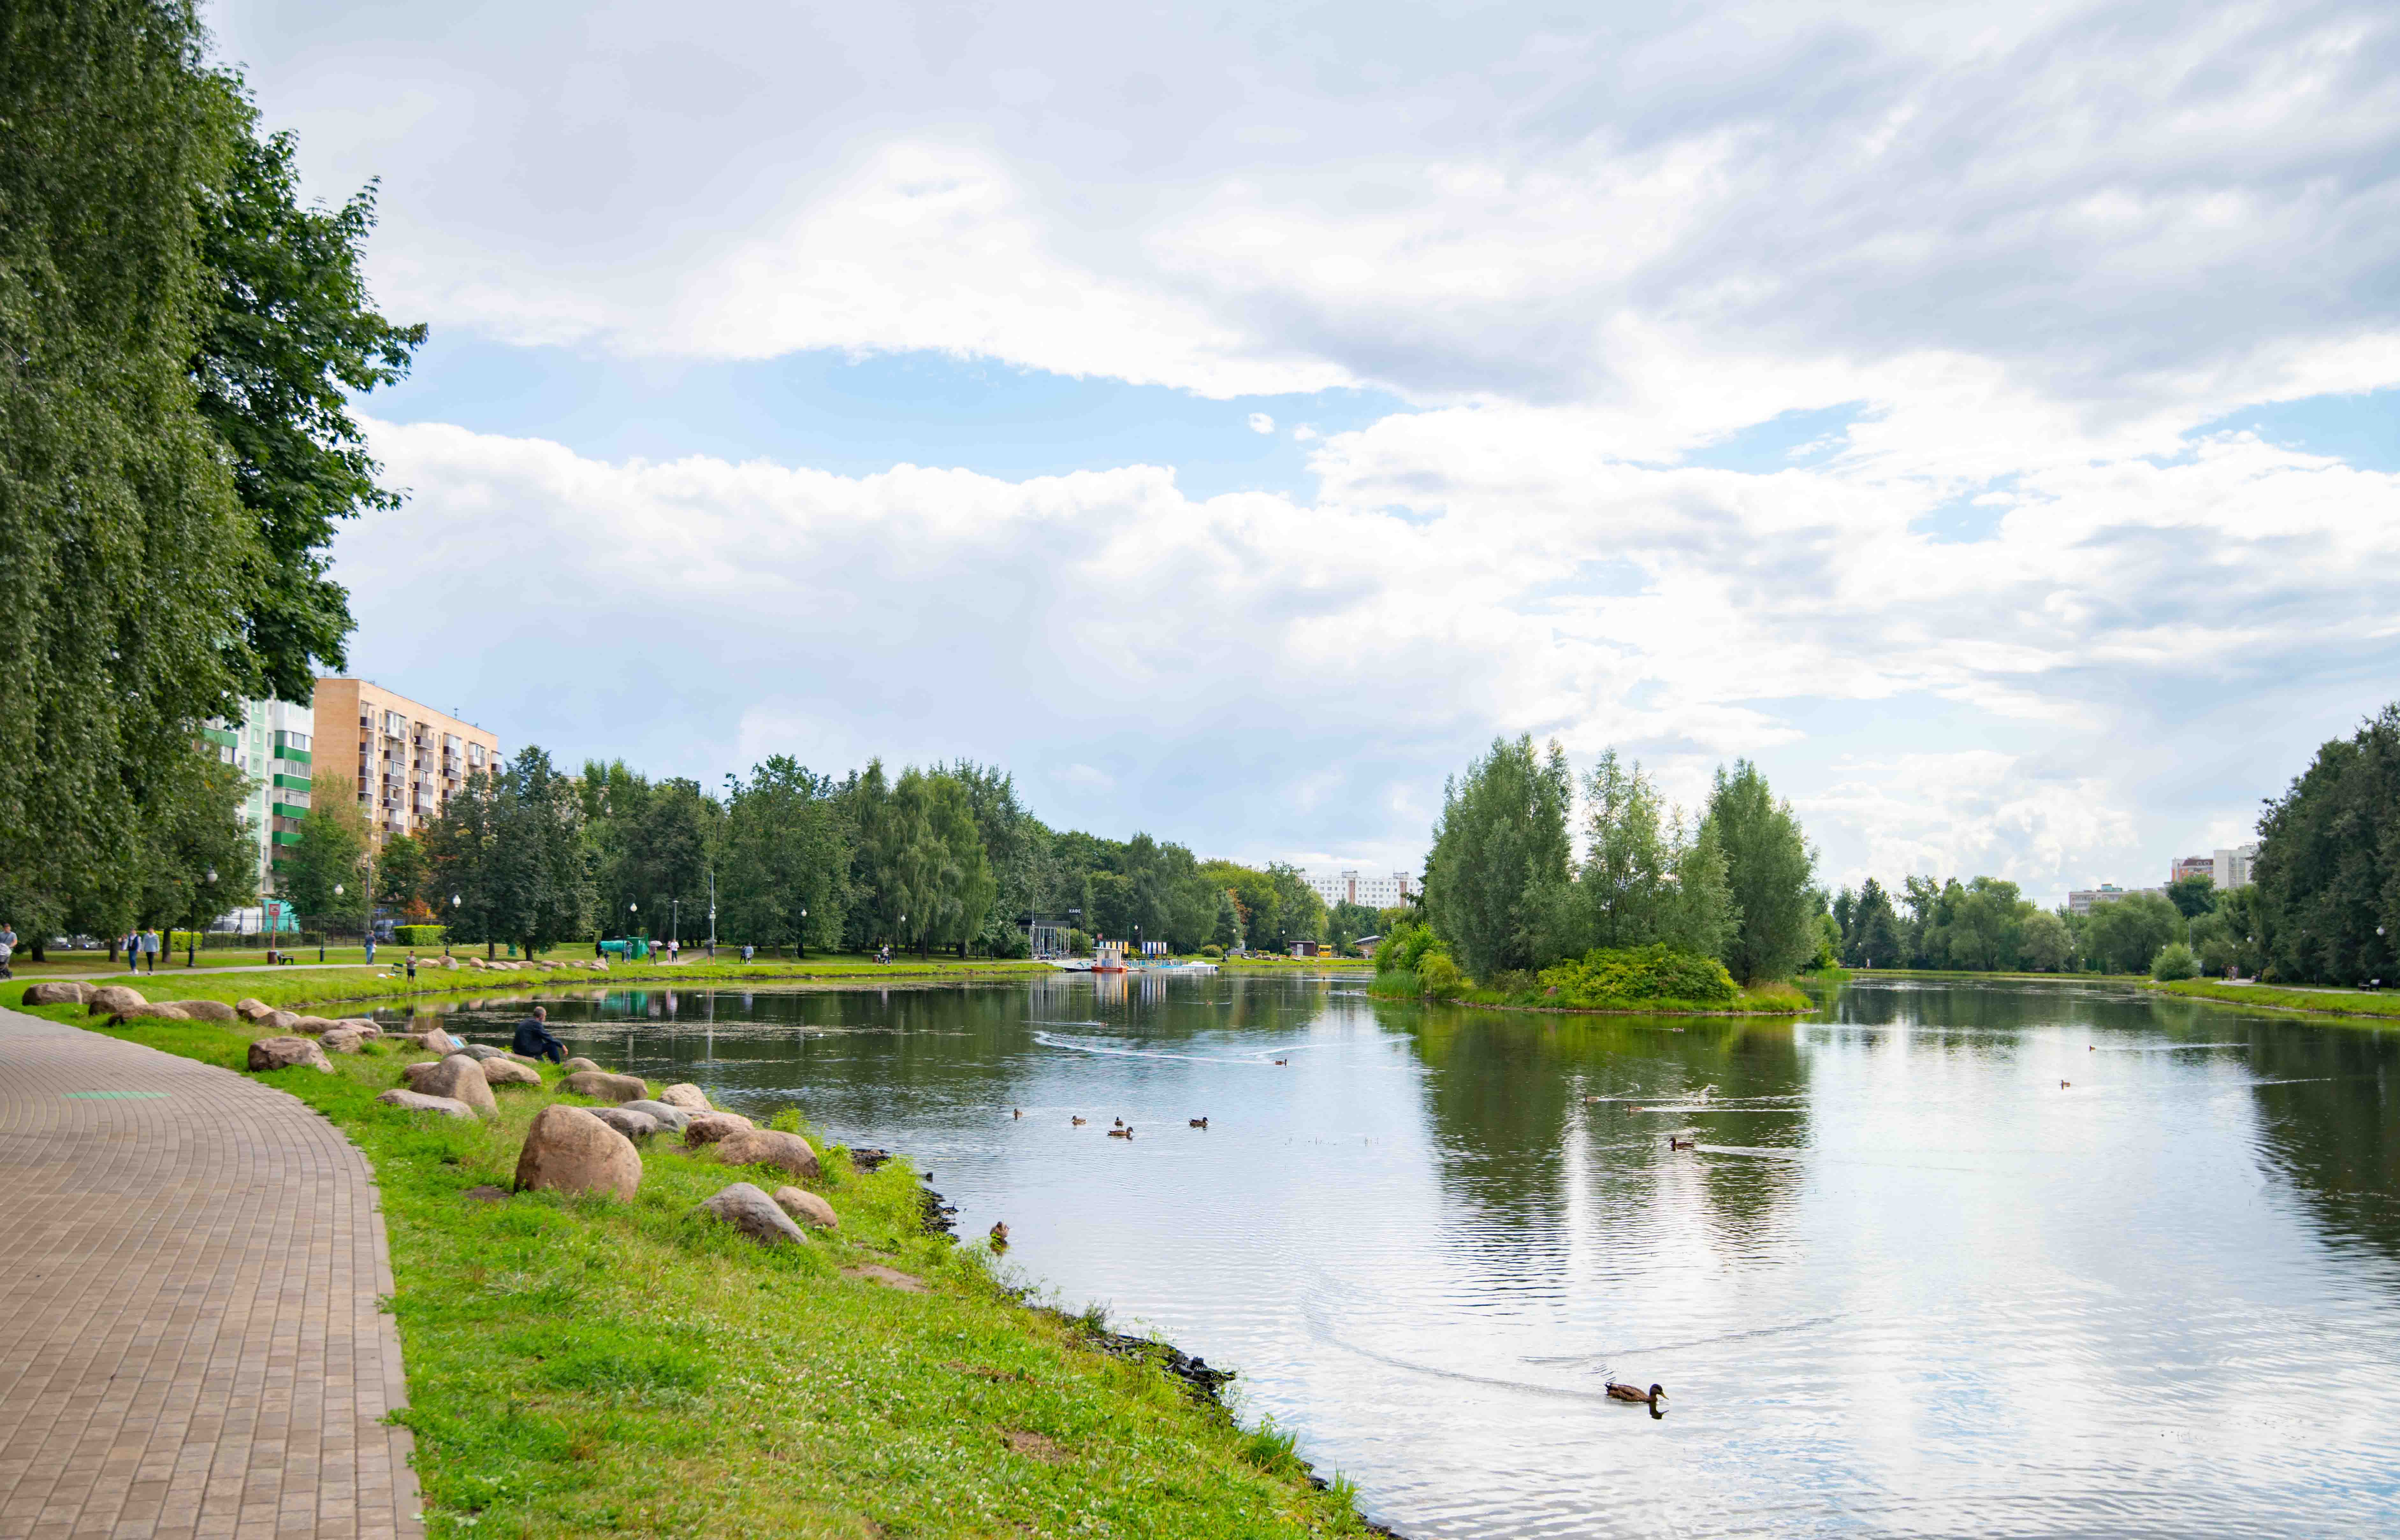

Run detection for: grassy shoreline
[[2145, 977, 2400, 1023], [1364, 971, 1815, 1017], [12, 993, 1388, 1537]]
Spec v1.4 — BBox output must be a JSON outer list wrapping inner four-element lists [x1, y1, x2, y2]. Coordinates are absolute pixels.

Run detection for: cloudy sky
[[214, 0, 2400, 904]]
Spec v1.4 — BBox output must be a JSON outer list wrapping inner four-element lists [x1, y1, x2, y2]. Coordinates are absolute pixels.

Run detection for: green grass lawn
[[13, 996, 1381, 1538], [2149, 977, 2400, 1022]]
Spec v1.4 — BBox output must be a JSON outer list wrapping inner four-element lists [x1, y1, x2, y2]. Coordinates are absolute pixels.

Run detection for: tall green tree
[[423, 764, 498, 951], [1843, 877, 1902, 966], [2087, 892, 2181, 975], [373, 831, 428, 916], [1704, 759, 1816, 984], [1946, 877, 2026, 972], [885, 769, 997, 956], [0, 2, 256, 947], [484, 748, 594, 958], [2252, 704, 2400, 985], [719, 757, 848, 955], [2019, 907, 2074, 972], [190, 76, 424, 701], [136, 748, 259, 937], [280, 767, 370, 922], [1425, 735, 1573, 980]]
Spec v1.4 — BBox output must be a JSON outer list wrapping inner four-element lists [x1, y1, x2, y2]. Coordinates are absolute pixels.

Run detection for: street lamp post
[[797, 906, 807, 961], [325, 884, 341, 962], [451, 893, 461, 959], [708, 869, 716, 959]]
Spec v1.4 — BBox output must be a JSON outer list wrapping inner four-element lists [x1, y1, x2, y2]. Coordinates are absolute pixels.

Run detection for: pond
[[406, 974, 2400, 1537]]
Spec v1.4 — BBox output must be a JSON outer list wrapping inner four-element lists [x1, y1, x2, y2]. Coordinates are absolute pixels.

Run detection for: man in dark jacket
[[513, 1006, 567, 1063]]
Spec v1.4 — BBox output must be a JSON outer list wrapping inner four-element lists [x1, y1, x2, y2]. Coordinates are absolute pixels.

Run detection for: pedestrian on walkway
[[365, 933, 376, 965], [0, 921, 16, 980], [512, 1006, 567, 1064], [741, 943, 753, 964], [405, 951, 418, 981], [142, 928, 160, 973]]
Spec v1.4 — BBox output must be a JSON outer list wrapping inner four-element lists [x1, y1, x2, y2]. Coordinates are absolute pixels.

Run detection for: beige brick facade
[[310, 678, 501, 846]]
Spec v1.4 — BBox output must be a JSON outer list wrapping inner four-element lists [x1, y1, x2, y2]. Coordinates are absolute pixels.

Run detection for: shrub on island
[[1537, 944, 1740, 1006]]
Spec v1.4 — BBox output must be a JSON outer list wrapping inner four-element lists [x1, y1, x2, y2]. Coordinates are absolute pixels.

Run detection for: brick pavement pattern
[[0, 1007, 421, 1539]]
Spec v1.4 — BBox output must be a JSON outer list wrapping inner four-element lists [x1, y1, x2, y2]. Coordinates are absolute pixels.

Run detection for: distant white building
[[2169, 855, 2213, 885], [2213, 843, 2259, 890], [1301, 868, 1416, 911]]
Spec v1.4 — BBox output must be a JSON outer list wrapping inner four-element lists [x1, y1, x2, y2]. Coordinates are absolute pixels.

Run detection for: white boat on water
[[1044, 957, 1094, 972]]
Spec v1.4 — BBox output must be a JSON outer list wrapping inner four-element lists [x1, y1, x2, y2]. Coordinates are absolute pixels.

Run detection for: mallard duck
[[1189, 1117, 1208, 1128], [1273, 1058, 1289, 1066], [1107, 1126, 1132, 1139], [2060, 1079, 2071, 1088], [1071, 1115, 1087, 1126], [1012, 1108, 1022, 1119], [1669, 1136, 1695, 1150], [1605, 1381, 1665, 1409], [989, 1220, 1009, 1246], [1113, 1116, 1123, 1127]]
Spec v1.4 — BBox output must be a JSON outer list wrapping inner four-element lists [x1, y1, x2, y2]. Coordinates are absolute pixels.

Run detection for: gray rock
[[290, 1015, 341, 1035], [109, 1003, 192, 1023], [713, 1128, 821, 1180], [248, 1035, 332, 1074], [618, 1099, 691, 1132], [681, 1111, 756, 1146], [234, 997, 275, 1022], [375, 1089, 477, 1118], [174, 999, 239, 1022], [697, 1182, 805, 1246], [264, 1010, 301, 1033], [416, 1054, 499, 1118], [657, 1083, 711, 1112], [589, 1107, 662, 1141], [455, 1043, 507, 1062], [335, 1017, 382, 1037], [514, 1105, 641, 1199], [480, 1057, 541, 1087], [319, 1027, 367, 1053], [772, 1185, 839, 1230], [560, 1056, 603, 1075], [561, 1070, 648, 1104], [87, 985, 147, 1016], [22, 981, 92, 1006]]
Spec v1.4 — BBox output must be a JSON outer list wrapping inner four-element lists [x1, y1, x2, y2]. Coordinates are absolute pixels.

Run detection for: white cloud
[[1247, 413, 1276, 435], [339, 412, 2400, 898]]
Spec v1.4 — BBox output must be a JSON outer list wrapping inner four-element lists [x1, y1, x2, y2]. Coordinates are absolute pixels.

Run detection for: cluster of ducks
[[1018, 1110, 1212, 1137]]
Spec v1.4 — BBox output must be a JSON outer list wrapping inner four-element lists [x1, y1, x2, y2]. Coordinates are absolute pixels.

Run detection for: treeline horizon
[[279, 748, 1405, 961]]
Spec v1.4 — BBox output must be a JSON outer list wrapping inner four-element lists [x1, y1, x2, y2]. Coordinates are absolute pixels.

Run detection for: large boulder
[[235, 997, 275, 1022], [682, 1111, 756, 1147], [264, 1010, 301, 1033], [87, 985, 147, 1016], [416, 1054, 499, 1119], [772, 1186, 839, 1230], [697, 1182, 805, 1246], [588, 1107, 661, 1141], [404, 1027, 462, 1054], [656, 1083, 711, 1112], [400, 1061, 442, 1087], [619, 1099, 691, 1132], [290, 1015, 341, 1035], [560, 1056, 602, 1075], [561, 1070, 647, 1104], [109, 1003, 192, 1024], [23, 981, 92, 1006], [713, 1128, 821, 1181], [513, 1105, 641, 1200], [248, 1036, 332, 1074], [481, 1057, 541, 1087], [455, 1043, 507, 1062], [375, 1089, 477, 1119], [336, 1017, 382, 1038], [174, 999, 238, 1023], [320, 1027, 367, 1054]]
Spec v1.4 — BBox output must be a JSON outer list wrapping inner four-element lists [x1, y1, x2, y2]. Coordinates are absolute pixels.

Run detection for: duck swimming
[[1189, 1117, 1208, 1128], [989, 1220, 1009, 1246], [1071, 1116, 1087, 1126], [1605, 1381, 1666, 1411], [1107, 1126, 1133, 1139], [1669, 1135, 1696, 1150]]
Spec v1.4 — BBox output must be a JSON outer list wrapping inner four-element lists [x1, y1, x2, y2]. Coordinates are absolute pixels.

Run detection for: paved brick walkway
[[0, 1007, 420, 1539]]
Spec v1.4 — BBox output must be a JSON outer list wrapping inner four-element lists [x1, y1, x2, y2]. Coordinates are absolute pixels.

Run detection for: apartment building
[[201, 697, 314, 912], [2213, 843, 2259, 890], [310, 679, 500, 845], [1302, 868, 1416, 911], [2169, 855, 2214, 885], [2068, 884, 2168, 916]]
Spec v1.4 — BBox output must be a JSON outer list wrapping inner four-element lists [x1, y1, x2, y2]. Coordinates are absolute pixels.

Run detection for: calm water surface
[[408, 975, 2400, 1537]]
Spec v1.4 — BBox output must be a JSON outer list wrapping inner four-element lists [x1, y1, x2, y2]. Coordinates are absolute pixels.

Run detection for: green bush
[[1198, 943, 1223, 959], [394, 925, 446, 947], [1375, 919, 1439, 976], [1417, 951, 1465, 1000], [1537, 943, 1738, 1005], [2150, 941, 2199, 981]]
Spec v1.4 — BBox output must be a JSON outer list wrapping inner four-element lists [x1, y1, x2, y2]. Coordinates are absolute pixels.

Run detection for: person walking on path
[[0, 922, 15, 980], [513, 1006, 567, 1064], [142, 927, 160, 973], [741, 943, 753, 964], [365, 933, 377, 966]]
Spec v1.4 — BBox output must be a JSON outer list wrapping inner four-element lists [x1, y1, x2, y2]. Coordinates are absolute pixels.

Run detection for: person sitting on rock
[[512, 1005, 567, 1064]]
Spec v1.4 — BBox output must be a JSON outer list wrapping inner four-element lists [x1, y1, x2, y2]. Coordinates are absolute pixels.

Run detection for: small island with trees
[[1370, 739, 1820, 1014]]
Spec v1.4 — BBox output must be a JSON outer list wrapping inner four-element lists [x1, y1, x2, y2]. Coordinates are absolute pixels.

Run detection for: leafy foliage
[[2149, 941, 2199, 981], [1424, 735, 1573, 980], [1705, 759, 1818, 985], [1537, 944, 1739, 1006], [2252, 704, 2400, 985]]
